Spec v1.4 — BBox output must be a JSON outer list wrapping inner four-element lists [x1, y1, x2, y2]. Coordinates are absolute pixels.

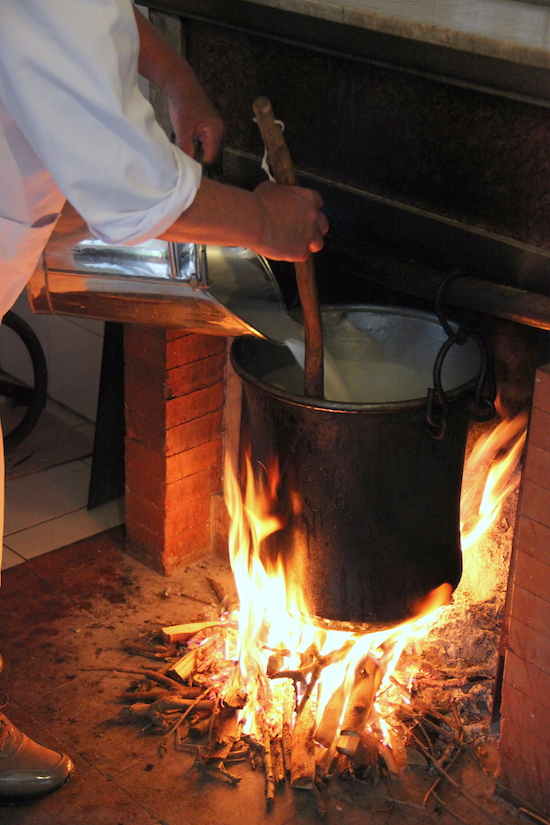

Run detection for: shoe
[[0, 713, 74, 803]]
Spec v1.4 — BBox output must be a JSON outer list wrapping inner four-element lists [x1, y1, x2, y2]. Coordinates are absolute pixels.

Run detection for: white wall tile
[[3, 499, 124, 560], [47, 317, 104, 421], [4, 460, 92, 535], [0, 295, 104, 421]]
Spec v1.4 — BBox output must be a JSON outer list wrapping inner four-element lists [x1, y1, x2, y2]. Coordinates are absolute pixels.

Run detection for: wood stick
[[423, 745, 461, 806], [281, 680, 294, 773], [206, 576, 226, 604], [271, 737, 286, 785], [188, 716, 214, 739], [119, 686, 202, 703], [409, 731, 514, 825], [432, 791, 471, 825], [290, 696, 316, 789], [122, 642, 174, 660], [384, 797, 428, 812], [164, 688, 215, 739], [160, 621, 221, 644], [519, 808, 550, 825], [176, 591, 214, 606], [263, 730, 276, 809], [167, 649, 197, 683], [207, 705, 240, 763], [253, 96, 324, 399], [315, 683, 346, 748], [340, 657, 382, 736], [123, 697, 214, 728]]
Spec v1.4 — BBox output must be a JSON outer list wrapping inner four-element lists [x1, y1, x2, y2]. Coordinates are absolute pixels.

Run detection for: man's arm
[[134, 9, 224, 163], [160, 176, 328, 262]]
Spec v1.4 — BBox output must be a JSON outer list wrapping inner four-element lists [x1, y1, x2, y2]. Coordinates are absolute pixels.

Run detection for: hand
[[167, 79, 224, 164], [252, 181, 329, 262], [135, 10, 224, 163]]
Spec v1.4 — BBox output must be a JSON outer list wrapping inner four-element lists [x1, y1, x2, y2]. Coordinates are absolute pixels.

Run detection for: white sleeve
[[0, 0, 202, 245]]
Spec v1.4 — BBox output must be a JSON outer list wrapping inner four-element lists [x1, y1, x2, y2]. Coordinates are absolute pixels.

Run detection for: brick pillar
[[124, 326, 226, 575], [497, 362, 550, 819]]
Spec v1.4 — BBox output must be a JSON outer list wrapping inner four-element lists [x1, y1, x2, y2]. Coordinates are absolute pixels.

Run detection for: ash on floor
[[0, 527, 532, 825]]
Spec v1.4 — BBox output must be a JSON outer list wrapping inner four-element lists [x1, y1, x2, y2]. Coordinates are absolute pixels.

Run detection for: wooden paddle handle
[[253, 97, 324, 399]]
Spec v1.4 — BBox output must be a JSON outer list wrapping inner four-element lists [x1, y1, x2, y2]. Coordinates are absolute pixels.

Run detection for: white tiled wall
[[0, 294, 104, 422]]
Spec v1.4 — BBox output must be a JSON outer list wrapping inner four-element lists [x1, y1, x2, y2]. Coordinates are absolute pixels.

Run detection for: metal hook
[[427, 271, 496, 438]]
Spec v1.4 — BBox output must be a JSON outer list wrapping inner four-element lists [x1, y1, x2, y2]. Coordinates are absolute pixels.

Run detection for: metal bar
[[330, 235, 550, 331]]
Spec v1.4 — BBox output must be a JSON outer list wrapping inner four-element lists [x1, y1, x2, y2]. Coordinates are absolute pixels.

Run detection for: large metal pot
[[231, 304, 482, 631]]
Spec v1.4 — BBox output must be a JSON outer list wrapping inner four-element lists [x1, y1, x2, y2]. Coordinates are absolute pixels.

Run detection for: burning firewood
[[160, 621, 222, 644], [290, 696, 317, 789], [281, 679, 294, 773], [262, 728, 276, 809], [270, 737, 286, 785]]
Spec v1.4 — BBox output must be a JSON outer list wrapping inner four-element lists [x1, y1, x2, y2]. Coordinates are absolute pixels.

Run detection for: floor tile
[[3, 409, 94, 481], [0, 704, 159, 825], [3, 498, 125, 559], [4, 460, 92, 534], [1, 545, 25, 570], [45, 398, 92, 427]]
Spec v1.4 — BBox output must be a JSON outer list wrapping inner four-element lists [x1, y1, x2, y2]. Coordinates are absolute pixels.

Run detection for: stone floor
[[0, 527, 533, 825]]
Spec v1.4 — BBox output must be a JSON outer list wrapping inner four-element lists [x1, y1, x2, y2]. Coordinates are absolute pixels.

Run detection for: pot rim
[[231, 303, 480, 413]]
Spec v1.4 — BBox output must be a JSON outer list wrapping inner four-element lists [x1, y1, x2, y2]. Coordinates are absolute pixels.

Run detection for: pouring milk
[[242, 305, 435, 404]]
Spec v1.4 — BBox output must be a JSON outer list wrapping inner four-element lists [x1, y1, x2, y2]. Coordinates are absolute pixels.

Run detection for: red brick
[[510, 584, 550, 638], [533, 364, 550, 416], [165, 440, 222, 484], [126, 437, 221, 485], [498, 717, 550, 816], [124, 438, 166, 481], [165, 409, 223, 456], [125, 471, 166, 512], [125, 357, 167, 421], [521, 479, 550, 529], [528, 407, 550, 453], [165, 334, 226, 369], [162, 521, 212, 571], [501, 681, 550, 747], [508, 616, 550, 676], [127, 409, 223, 456], [513, 552, 550, 604], [166, 383, 224, 429], [503, 650, 550, 712], [126, 519, 211, 574], [125, 409, 166, 453], [515, 515, 550, 566], [125, 326, 191, 366], [125, 490, 211, 538], [167, 352, 226, 398], [165, 466, 220, 510], [524, 444, 550, 491], [125, 327, 225, 369]]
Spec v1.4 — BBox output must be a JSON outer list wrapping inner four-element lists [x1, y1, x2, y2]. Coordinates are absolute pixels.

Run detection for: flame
[[222, 452, 453, 752], [460, 410, 527, 551], [219, 409, 527, 759]]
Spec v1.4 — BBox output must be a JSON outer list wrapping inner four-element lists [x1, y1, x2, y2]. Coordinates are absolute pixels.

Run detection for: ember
[[116, 410, 527, 818]]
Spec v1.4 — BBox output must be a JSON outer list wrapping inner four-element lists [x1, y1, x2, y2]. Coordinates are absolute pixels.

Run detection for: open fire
[[118, 410, 527, 813]]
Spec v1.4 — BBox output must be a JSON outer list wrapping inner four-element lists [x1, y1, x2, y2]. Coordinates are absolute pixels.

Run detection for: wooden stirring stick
[[253, 97, 324, 399]]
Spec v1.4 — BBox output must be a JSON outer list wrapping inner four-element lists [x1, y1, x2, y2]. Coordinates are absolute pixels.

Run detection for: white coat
[[0, 0, 202, 320], [0, 0, 203, 575]]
